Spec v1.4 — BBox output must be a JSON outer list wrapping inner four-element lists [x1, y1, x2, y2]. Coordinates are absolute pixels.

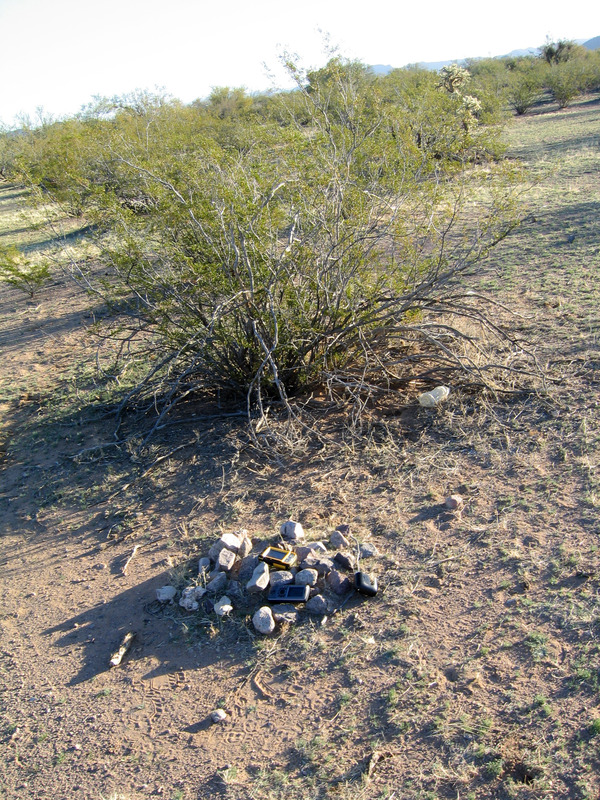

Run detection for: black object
[[268, 584, 310, 603], [354, 571, 378, 597]]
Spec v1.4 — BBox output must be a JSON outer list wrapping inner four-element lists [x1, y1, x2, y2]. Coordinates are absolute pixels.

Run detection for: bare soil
[[1, 97, 599, 800]]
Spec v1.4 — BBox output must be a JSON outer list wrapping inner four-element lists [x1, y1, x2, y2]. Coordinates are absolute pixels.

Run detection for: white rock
[[216, 547, 237, 572], [179, 585, 207, 610], [156, 585, 177, 603], [253, 606, 275, 634], [246, 561, 270, 593], [220, 532, 242, 552], [280, 520, 305, 542], [214, 596, 233, 616], [211, 709, 227, 723]]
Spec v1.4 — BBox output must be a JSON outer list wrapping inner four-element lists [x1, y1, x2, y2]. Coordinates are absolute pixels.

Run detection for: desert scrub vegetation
[[2, 57, 539, 447]]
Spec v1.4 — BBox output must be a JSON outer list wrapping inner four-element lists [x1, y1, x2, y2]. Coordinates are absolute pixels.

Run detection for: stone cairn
[[155, 521, 379, 634]]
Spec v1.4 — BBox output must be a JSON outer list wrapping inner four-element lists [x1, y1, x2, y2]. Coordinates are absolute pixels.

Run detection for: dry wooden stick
[[109, 631, 136, 667], [122, 544, 141, 575]]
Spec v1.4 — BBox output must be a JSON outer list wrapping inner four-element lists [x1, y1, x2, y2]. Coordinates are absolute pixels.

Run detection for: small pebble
[[211, 709, 227, 723], [445, 494, 464, 510]]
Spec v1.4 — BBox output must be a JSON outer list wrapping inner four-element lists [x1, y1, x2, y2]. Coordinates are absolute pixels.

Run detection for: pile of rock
[[155, 521, 379, 634]]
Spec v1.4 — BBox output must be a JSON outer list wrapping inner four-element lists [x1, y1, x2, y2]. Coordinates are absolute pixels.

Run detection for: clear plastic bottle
[[418, 386, 450, 407]]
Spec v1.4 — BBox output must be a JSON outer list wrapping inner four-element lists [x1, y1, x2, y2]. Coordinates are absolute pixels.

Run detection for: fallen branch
[[109, 631, 136, 667], [122, 544, 141, 576]]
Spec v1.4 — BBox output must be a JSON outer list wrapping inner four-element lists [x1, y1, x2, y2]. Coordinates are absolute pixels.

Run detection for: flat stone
[[205, 572, 228, 595], [253, 606, 275, 634], [327, 569, 352, 595], [238, 555, 259, 584], [300, 555, 335, 576], [269, 570, 294, 587], [247, 562, 270, 593], [217, 547, 237, 572], [295, 568, 318, 587], [330, 530, 350, 548], [305, 541, 328, 553], [359, 542, 379, 559], [156, 585, 177, 603], [306, 594, 330, 614], [271, 603, 299, 624], [280, 520, 305, 543], [334, 551, 356, 571]]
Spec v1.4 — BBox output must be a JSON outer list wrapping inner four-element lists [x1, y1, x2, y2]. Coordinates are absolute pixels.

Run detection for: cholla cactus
[[438, 63, 471, 94], [460, 94, 482, 130]]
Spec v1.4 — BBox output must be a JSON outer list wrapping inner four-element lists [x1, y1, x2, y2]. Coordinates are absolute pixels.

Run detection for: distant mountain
[[370, 36, 600, 75], [371, 64, 394, 75]]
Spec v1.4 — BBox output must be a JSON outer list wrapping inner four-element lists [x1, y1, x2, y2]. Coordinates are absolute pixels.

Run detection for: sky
[[0, 0, 597, 126]]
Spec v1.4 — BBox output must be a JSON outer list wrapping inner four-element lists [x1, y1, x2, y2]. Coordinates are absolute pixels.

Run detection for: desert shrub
[[13, 58, 528, 445], [505, 59, 546, 115], [0, 244, 50, 297]]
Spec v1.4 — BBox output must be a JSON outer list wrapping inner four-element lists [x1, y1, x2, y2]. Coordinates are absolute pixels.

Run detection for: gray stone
[[247, 561, 270, 593], [238, 533, 253, 559], [334, 551, 356, 571], [295, 568, 319, 587], [253, 606, 275, 634], [211, 709, 227, 723], [330, 529, 350, 548], [238, 555, 259, 584], [270, 603, 299, 624], [280, 520, 305, 543], [306, 594, 330, 614], [198, 557, 211, 574], [269, 570, 294, 587], [208, 540, 226, 562], [301, 554, 335, 575], [306, 540, 328, 553], [156, 585, 177, 603], [327, 569, 352, 595], [295, 545, 316, 561], [217, 547, 237, 572], [227, 580, 244, 603], [359, 542, 379, 559], [205, 572, 228, 595]]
